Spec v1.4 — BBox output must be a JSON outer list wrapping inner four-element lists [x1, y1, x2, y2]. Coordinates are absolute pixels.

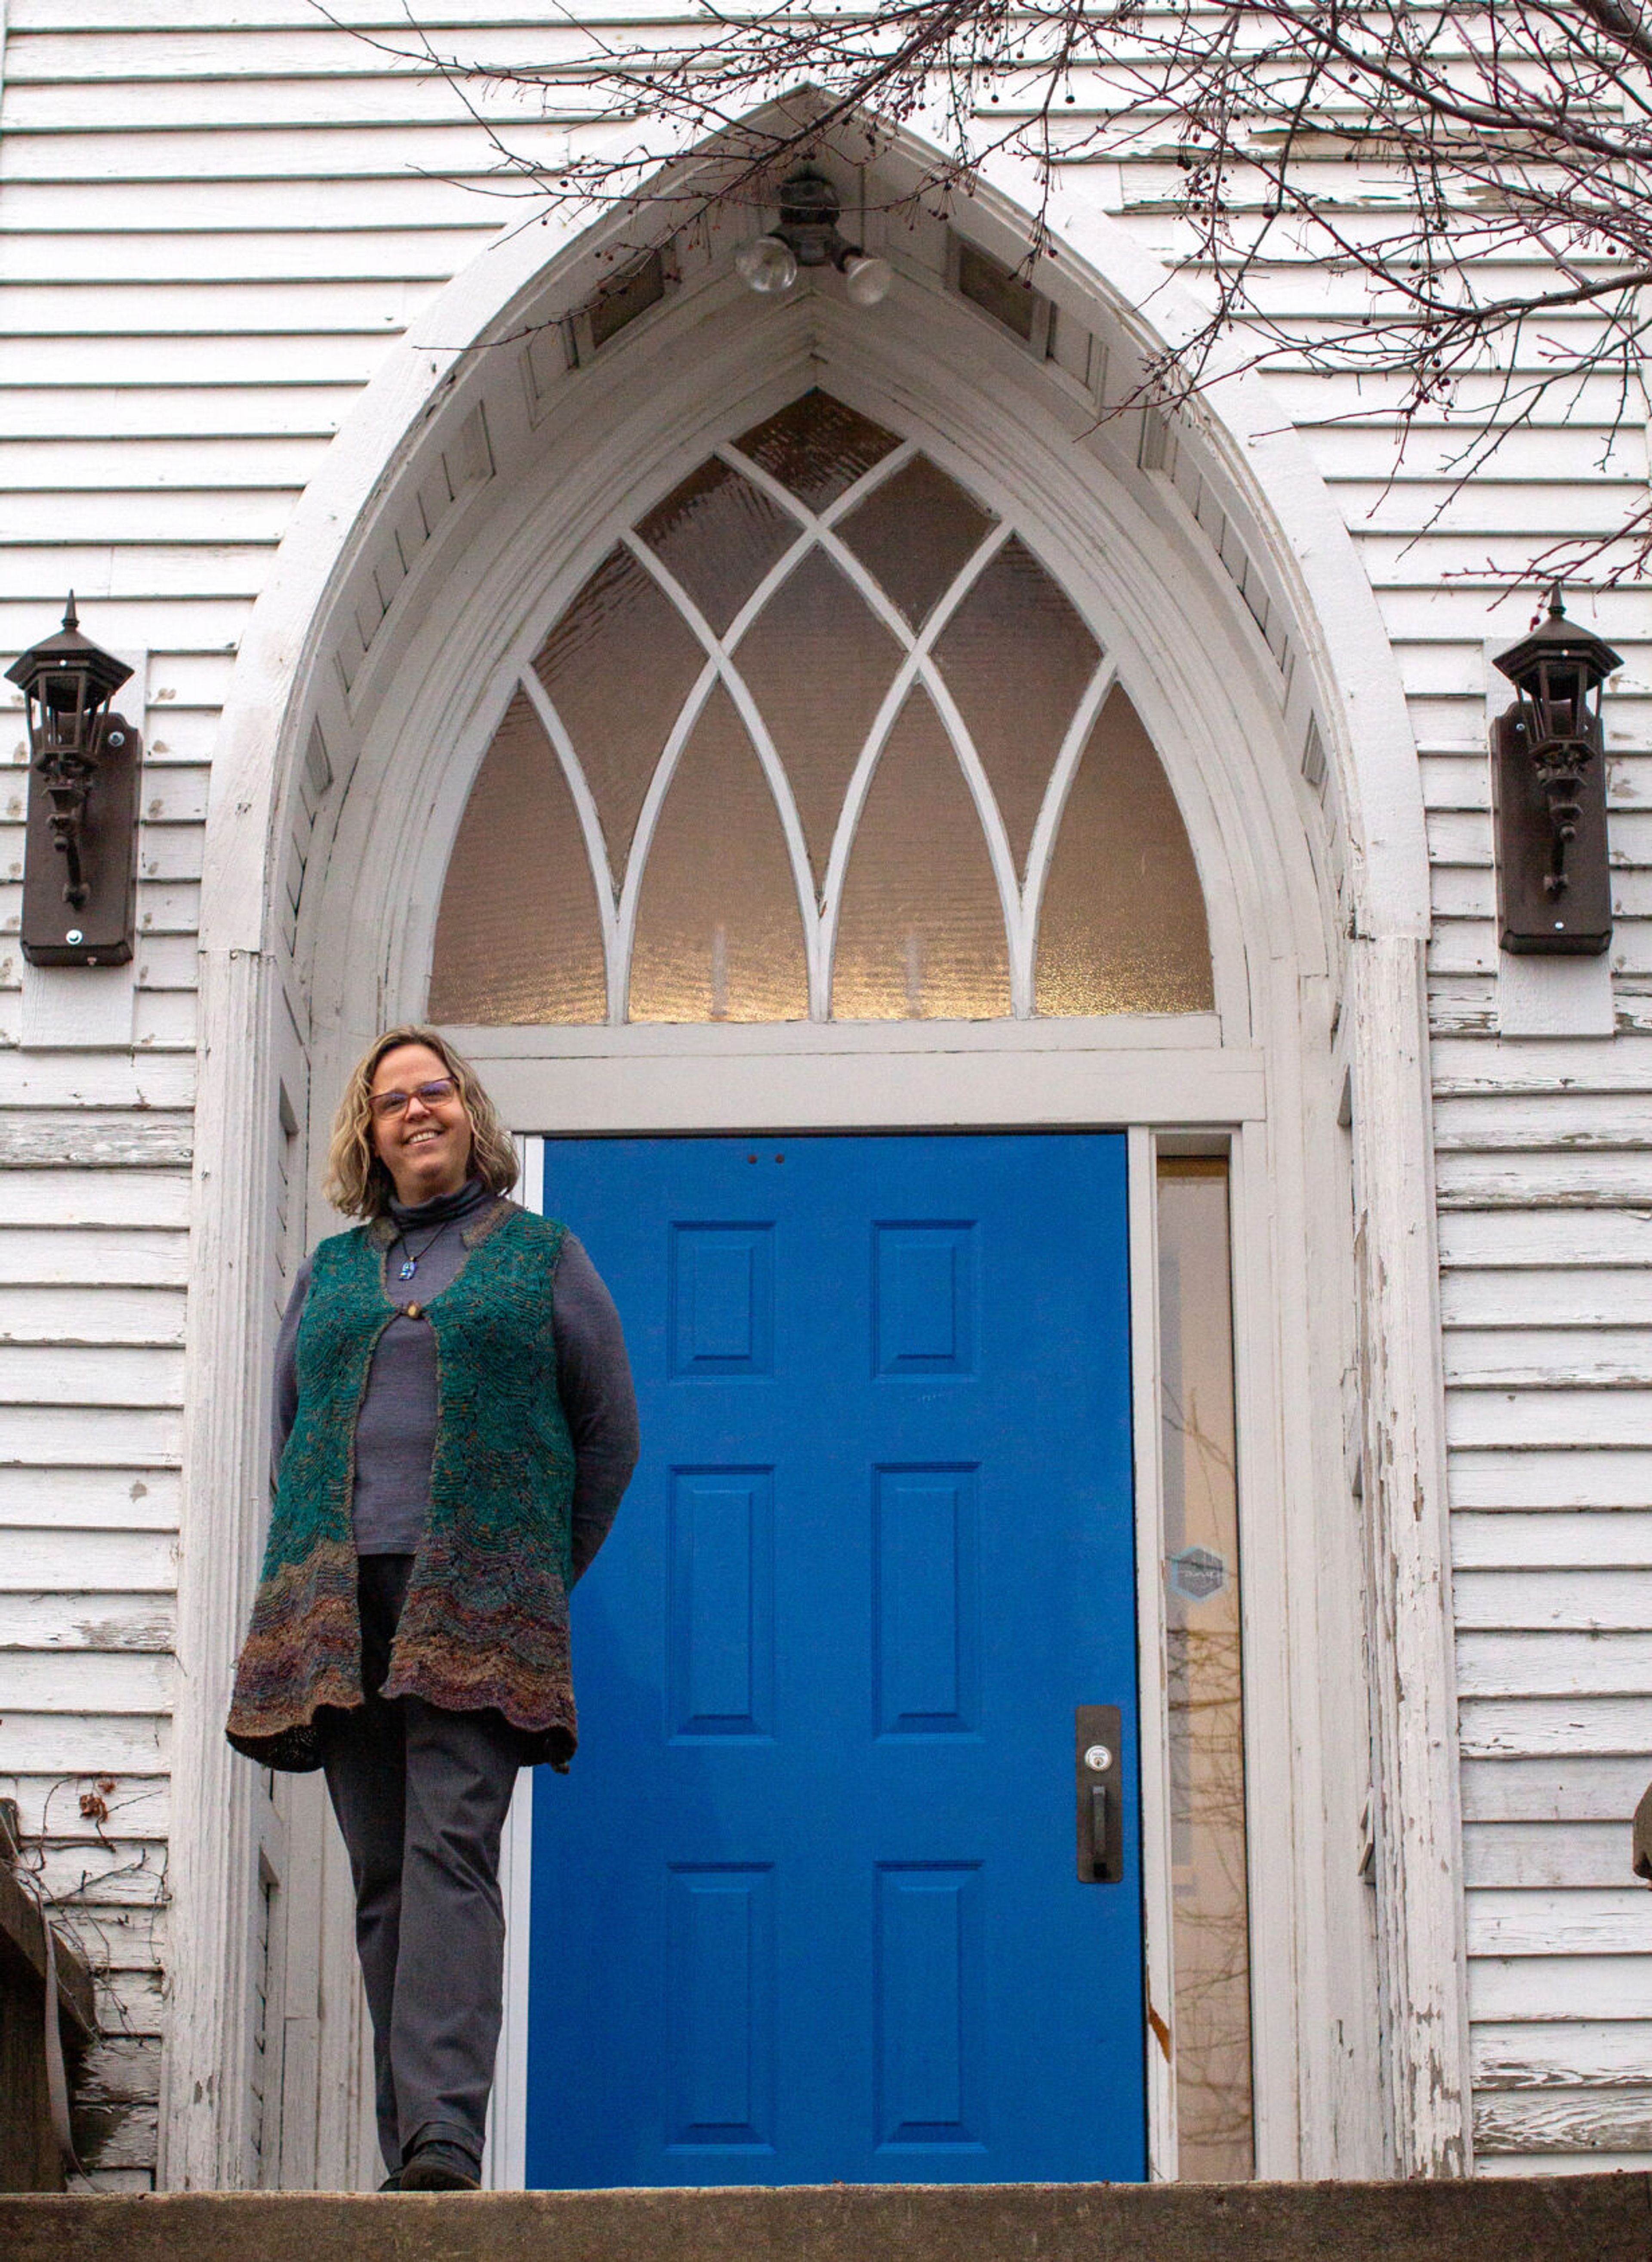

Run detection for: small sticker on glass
[[1169, 1545, 1227, 1602]]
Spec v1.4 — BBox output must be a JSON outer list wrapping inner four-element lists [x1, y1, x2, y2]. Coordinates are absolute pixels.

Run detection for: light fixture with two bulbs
[[735, 170, 893, 307]]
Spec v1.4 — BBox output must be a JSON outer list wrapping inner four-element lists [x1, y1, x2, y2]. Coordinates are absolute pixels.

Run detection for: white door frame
[[166, 114, 1465, 2190], [483, 1113, 1247, 2191]]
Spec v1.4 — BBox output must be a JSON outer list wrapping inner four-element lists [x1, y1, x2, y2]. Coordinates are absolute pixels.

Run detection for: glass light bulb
[[841, 253, 893, 308], [736, 235, 799, 295]]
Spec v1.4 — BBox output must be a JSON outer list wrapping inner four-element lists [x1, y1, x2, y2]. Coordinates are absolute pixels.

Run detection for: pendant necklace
[[396, 1222, 448, 1283]]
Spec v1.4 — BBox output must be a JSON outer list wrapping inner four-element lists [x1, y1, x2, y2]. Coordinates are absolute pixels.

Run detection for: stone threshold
[[3, 2176, 1649, 2261]]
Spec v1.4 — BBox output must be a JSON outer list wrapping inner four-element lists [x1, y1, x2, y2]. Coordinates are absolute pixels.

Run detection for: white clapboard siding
[[0, 1287, 185, 1345], [0, 389, 358, 443], [1473, 2020, 1652, 2086], [0, 1591, 175, 1650], [0, 1651, 175, 1710], [0, 1225, 188, 1287], [1461, 1697, 1652, 1757], [1462, 1756, 1652, 1823], [1467, 1889, 1652, 1960], [1464, 1823, 1637, 1889], [0, 1532, 176, 1590], [1470, 1958, 1652, 2024], [1475, 2092, 1652, 2155], [3, 1711, 170, 1775], [1449, 1452, 1652, 1509], [1455, 1570, 1652, 1632], [0, 1465, 180, 1529], [1, 1404, 183, 1465], [1437, 1156, 1652, 1208], [1446, 1331, 1652, 1387], [2, 0, 1649, 2189], [0, 1044, 195, 1105], [1457, 1634, 1652, 1698], [0, 232, 496, 287], [0, 1343, 185, 1405], [1481, 2154, 1652, 2177], [1444, 1272, 1652, 1326], [6, 1773, 170, 1841], [1448, 1391, 1652, 1450], [0, 1168, 192, 1226], [1453, 1513, 1652, 1569]]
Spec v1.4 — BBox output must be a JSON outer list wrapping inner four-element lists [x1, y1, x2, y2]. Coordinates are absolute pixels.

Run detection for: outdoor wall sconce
[[6, 596, 141, 966], [1491, 585, 1621, 955], [735, 170, 894, 306]]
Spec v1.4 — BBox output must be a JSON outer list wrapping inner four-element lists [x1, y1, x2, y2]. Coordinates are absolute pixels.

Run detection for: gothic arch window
[[428, 390, 1214, 1026]]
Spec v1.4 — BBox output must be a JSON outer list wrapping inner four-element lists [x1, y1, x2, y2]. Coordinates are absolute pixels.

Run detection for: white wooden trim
[[456, 1016, 1225, 1056], [1128, 1126, 1178, 2179], [483, 1769, 534, 2192], [1350, 934, 1473, 2175], [163, 945, 279, 2191], [487, 1129, 545, 2191], [496, 1126, 1193, 2185], [1227, 1099, 1311, 2176], [457, 1043, 1265, 1139]]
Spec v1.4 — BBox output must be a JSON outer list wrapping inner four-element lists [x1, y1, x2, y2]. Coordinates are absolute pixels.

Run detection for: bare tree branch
[[317, 0, 1652, 583]]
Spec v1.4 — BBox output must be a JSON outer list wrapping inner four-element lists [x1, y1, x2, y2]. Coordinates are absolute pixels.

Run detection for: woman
[[227, 1027, 638, 2191]]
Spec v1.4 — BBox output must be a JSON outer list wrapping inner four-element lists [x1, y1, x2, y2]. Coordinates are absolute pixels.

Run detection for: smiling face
[[368, 1040, 474, 1208]]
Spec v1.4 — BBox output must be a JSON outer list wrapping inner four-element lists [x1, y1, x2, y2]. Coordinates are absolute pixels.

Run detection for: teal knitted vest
[[227, 1200, 579, 1772]]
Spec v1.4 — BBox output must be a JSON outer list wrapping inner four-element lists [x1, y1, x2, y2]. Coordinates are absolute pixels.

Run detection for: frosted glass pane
[[1036, 689, 1213, 1016], [428, 690, 607, 1025], [629, 683, 808, 1023], [734, 550, 903, 895], [636, 459, 799, 635], [833, 689, 1009, 1021], [1158, 1161, 1253, 2180], [837, 457, 996, 628], [532, 546, 703, 888], [934, 536, 1100, 877], [735, 389, 901, 512]]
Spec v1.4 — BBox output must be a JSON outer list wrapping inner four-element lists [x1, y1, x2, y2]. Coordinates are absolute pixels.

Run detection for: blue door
[[525, 1134, 1143, 2187]]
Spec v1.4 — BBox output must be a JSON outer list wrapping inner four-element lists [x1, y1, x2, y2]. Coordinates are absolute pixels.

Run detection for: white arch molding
[[163, 115, 1466, 2190]]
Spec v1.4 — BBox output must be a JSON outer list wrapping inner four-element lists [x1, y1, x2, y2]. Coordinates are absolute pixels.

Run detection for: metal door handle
[[1089, 1783, 1110, 1872], [1075, 1703, 1124, 1882]]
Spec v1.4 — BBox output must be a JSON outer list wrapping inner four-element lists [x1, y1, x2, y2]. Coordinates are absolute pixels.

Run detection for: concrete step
[[2, 2177, 1649, 2262]]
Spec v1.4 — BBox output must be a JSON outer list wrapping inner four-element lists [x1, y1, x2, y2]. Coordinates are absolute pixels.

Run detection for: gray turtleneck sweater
[[272, 1179, 639, 1574]]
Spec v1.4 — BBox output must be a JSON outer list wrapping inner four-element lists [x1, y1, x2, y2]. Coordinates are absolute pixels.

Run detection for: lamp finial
[[62, 592, 78, 633]]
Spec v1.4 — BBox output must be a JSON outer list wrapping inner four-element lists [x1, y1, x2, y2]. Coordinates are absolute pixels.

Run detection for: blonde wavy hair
[[324, 1025, 519, 1219]]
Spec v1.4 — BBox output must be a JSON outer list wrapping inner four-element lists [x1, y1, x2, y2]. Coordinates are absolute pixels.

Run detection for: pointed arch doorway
[[172, 122, 1461, 2194]]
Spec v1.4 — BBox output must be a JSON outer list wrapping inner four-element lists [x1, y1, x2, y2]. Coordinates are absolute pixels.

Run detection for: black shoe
[[378, 2172, 403, 2192], [399, 2141, 481, 2191]]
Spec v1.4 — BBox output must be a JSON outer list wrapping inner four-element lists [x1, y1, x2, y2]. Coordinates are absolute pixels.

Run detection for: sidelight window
[[429, 390, 1214, 1027], [1158, 1157, 1254, 2179]]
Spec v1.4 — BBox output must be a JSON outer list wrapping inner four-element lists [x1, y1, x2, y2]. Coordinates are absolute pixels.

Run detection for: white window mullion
[[916, 657, 1025, 1014], [719, 436, 919, 538], [516, 670, 629, 1024], [609, 623, 721, 1021], [1017, 656, 1118, 1012], [624, 534, 826, 1017], [816, 523, 1013, 1011]]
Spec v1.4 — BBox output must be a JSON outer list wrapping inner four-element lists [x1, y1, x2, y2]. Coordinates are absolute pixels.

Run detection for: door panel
[[526, 1133, 1143, 2186]]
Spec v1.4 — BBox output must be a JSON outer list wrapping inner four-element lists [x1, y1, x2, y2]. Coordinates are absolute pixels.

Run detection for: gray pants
[[321, 1554, 528, 2176]]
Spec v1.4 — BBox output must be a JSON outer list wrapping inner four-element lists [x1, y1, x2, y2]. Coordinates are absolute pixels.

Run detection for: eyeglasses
[[369, 1077, 459, 1120]]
